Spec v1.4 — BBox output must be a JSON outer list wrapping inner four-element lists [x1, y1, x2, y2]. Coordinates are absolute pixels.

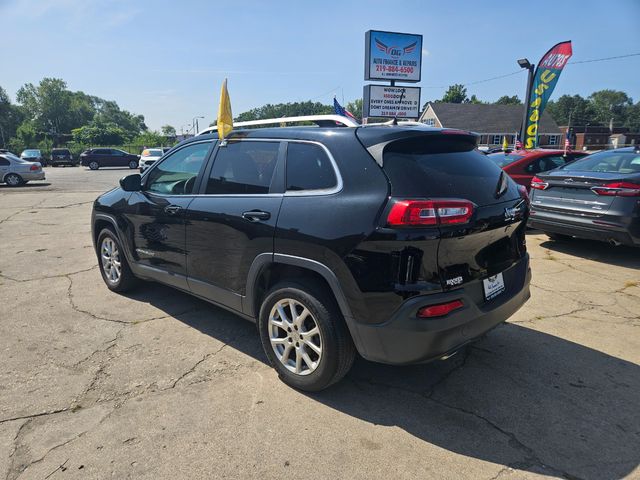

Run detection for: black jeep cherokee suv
[[91, 124, 531, 391]]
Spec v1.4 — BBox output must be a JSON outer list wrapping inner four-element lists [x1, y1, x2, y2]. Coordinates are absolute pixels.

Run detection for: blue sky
[[1, 0, 639, 131]]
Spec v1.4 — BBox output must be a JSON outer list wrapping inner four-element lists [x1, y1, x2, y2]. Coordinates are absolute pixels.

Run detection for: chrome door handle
[[242, 210, 271, 222], [164, 205, 183, 215]]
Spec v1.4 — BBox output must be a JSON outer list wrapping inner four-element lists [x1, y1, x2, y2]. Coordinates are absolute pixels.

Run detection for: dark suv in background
[[91, 117, 531, 391], [80, 148, 139, 170], [49, 148, 77, 167]]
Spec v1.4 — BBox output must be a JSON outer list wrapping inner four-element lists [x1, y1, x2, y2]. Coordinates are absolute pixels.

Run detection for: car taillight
[[386, 199, 474, 226], [418, 300, 464, 318], [530, 176, 548, 190], [591, 182, 640, 197], [30, 165, 39, 171]]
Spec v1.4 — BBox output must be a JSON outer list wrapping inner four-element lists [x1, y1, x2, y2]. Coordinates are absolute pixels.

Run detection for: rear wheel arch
[[246, 254, 354, 323]]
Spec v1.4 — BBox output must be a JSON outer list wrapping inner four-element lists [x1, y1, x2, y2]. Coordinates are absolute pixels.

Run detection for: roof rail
[[198, 114, 359, 136]]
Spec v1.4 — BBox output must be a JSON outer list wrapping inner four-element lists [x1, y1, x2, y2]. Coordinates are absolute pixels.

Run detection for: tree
[[0, 86, 24, 147], [235, 101, 333, 122], [494, 95, 521, 105], [71, 121, 127, 145], [625, 102, 640, 132], [346, 99, 363, 120], [588, 90, 632, 127], [441, 84, 468, 103], [161, 125, 176, 137], [546, 94, 596, 126], [16, 78, 76, 138], [468, 95, 485, 104], [93, 99, 147, 139], [133, 130, 167, 147]]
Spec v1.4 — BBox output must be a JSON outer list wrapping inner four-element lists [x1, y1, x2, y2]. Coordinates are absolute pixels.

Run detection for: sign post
[[364, 30, 423, 121]]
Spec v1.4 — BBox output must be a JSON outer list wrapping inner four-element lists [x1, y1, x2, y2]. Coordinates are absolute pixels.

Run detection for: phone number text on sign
[[375, 65, 415, 74]]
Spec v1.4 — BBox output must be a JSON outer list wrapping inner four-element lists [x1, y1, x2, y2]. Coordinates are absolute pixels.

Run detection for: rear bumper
[[528, 216, 639, 247], [22, 171, 46, 181], [347, 255, 531, 365]]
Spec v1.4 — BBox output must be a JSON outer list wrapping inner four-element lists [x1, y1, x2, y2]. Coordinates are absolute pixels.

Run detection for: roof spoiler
[[198, 114, 359, 136]]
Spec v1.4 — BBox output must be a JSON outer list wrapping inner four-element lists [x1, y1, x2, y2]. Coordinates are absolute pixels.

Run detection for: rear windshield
[[560, 150, 640, 174], [52, 149, 70, 154], [487, 153, 524, 167], [148, 149, 163, 156], [382, 136, 519, 205]]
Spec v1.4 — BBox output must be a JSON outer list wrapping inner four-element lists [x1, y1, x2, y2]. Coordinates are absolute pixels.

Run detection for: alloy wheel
[[5, 174, 21, 186], [100, 236, 122, 284], [268, 298, 323, 376]]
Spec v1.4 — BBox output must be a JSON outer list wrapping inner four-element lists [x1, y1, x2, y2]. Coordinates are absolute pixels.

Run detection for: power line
[[569, 52, 640, 64], [421, 70, 524, 89]]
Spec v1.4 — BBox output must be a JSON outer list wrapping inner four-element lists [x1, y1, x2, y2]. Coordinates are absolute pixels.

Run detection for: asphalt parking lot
[[1, 167, 639, 480]]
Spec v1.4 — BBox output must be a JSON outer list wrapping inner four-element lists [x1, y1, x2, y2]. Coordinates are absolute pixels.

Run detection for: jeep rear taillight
[[591, 182, 640, 197], [386, 199, 474, 226], [417, 300, 464, 318]]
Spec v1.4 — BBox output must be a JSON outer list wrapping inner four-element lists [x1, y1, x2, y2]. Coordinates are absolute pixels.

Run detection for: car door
[[184, 139, 284, 311], [92, 149, 109, 166], [108, 149, 126, 167], [0, 156, 10, 180], [123, 140, 213, 290]]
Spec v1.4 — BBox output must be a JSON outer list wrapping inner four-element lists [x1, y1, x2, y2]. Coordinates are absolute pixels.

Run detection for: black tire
[[545, 232, 572, 241], [258, 280, 355, 392], [4, 173, 23, 187], [89, 161, 99, 170], [96, 228, 138, 292], [128, 160, 138, 169]]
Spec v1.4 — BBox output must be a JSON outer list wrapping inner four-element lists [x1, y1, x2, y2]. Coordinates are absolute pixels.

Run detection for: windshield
[[144, 149, 164, 157], [53, 149, 70, 154], [22, 150, 40, 157], [487, 153, 525, 168], [2, 153, 22, 162], [560, 150, 640, 174]]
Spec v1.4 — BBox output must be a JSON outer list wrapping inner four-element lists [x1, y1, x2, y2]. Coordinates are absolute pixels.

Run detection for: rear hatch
[[359, 129, 528, 293]]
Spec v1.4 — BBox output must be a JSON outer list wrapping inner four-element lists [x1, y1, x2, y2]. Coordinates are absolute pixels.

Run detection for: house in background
[[419, 103, 561, 148], [559, 125, 640, 151]]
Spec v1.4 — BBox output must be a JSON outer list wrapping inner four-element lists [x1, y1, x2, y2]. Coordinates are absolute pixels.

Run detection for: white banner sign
[[363, 85, 421, 119]]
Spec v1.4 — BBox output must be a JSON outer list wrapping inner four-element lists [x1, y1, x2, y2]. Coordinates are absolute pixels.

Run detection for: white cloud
[[422, 48, 430, 57]]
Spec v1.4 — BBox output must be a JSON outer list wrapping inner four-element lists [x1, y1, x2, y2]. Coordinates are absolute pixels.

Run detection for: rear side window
[[286, 142, 337, 191], [561, 150, 640, 174], [382, 136, 519, 204], [0, 158, 9, 166], [488, 153, 524, 168], [94, 149, 108, 155], [525, 155, 567, 174], [206, 141, 279, 194]]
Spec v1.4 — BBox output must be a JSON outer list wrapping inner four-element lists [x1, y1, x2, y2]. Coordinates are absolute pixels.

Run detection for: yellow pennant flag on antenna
[[502, 135, 509, 151], [217, 78, 233, 140]]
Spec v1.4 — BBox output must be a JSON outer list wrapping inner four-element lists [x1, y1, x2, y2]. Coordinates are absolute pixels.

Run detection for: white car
[[138, 148, 167, 173]]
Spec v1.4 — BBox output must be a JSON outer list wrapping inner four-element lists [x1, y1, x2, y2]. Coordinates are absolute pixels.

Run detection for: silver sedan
[[0, 152, 46, 186]]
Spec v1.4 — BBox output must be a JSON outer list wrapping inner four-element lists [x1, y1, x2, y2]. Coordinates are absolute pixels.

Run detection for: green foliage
[[441, 84, 468, 103], [468, 95, 485, 104], [0, 87, 23, 147], [235, 101, 333, 122], [346, 99, 363, 119], [494, 95, 521, 105], [546, 94, 595, 126], [71, 121, 128, 145], [132, 130, 168, 147], [588, 90, 632, 127], [161, 124, 176, 137]]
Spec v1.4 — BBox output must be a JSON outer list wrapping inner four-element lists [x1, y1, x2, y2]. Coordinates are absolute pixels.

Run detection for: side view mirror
[[120, 174, 142, 191]]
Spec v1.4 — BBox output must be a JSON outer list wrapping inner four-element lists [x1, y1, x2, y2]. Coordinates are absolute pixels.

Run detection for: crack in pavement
[[0, 266, 98, 284], [166, 344, 228, 390]]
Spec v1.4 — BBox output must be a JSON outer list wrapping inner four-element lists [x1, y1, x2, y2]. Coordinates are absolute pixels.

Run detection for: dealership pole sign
[[363, 85, 420, 119], [364, 30, 423, 120], [365, 30, 422, 83], [523, 41, 572, 149]]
